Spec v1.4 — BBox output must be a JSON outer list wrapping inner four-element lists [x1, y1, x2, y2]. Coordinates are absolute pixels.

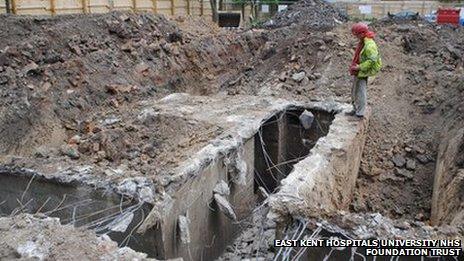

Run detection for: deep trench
[[254, 108, 335, 194], [0, 108, 335, 260]]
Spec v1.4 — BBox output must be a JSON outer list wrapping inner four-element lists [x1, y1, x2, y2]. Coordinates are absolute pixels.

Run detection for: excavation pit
[[254, 109, 335, 193], [0, 94, 365, 260]]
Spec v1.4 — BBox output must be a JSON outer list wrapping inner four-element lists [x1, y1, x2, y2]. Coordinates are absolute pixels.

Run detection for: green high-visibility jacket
[[358, 38, 382, 78]]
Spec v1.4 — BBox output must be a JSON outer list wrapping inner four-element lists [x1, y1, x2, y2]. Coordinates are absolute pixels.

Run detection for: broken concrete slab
[[213, 180, 230, 196], [214, 194, 237, 221], [268, 106, 370, 222], [0, 214, 155, 261], [0, 93, 351, 260]]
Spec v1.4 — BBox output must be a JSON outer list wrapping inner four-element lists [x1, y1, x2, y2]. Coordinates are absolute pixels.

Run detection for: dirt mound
[[264, 0, 347, 29], [0, 12, 266, 159]]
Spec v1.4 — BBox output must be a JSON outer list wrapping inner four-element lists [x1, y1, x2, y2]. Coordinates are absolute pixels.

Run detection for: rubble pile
[[264, 0, 348, 29], [0, 214, 154, 260], [0, 12, 265, 161], [218, 208, 276, 260], [324, 212, 461, 240]]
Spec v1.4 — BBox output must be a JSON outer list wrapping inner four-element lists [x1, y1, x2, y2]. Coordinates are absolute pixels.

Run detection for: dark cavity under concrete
[[0, 168, 162, 257], [146, 106, 336, 260], [254, 108, 335, 193]]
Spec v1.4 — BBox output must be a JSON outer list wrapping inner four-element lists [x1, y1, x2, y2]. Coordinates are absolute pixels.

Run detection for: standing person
[[349, 22, 382, 118]]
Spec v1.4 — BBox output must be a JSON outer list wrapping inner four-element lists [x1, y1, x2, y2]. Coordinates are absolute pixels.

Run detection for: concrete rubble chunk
[[17, 241, 48, 261], [177, 215, 190, 244], [299, 110, 314, 130], [257, 186, 269, 201], [135, 62, 149, 74], [291, 71, 306, 82], [61, 145, 80, 159], [406, 159, 416, 170], [395, 168, 413, 180], [416, 154, 430, 164], [1, 214, 153, 260], [224, 150, 247, 186], [412, 145, 425, 155], [213, 180, 230, 196], [214, 194, 237, 221], [392, 154, 406, 168], [23, 61, 39, 75]]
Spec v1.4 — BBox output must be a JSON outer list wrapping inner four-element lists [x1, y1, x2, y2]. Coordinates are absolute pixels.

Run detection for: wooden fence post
[[151, 0, 157, 13], [10, 0, 16, 14], [200, 0, 203, 16], [50, 0, 56, 15], [171, 0, 175, 15], [186, 0, 190, 15], [5, 0, 10, 13], [82, 0, 88, 13]]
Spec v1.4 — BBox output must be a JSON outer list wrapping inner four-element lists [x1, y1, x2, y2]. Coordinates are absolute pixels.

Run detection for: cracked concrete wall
[[268, 109, 370, 222], [431, 127, 464, 226], [160, 138, 256, 260], [0, 169, 161, 257]]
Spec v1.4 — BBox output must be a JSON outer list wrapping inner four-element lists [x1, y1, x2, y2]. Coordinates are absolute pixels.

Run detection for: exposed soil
[[351, 21, 464, 221], [220, 18, 464, 222], [0, 13, 264, 160]]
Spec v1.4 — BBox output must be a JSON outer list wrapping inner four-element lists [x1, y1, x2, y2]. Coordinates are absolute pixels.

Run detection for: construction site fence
[[1, 0, 463, 22], [0, 0, 213, 17], [219, 0, 464, 24], [332, 0, 464, 19]]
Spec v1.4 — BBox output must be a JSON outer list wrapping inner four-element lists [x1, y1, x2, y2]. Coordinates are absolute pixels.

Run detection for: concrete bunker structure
[[0, 93, 370, 260], [268, 106, 370, 221]]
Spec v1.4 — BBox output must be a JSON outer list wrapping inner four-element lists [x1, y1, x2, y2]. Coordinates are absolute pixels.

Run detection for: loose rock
[[392, 154, 406, 168]]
